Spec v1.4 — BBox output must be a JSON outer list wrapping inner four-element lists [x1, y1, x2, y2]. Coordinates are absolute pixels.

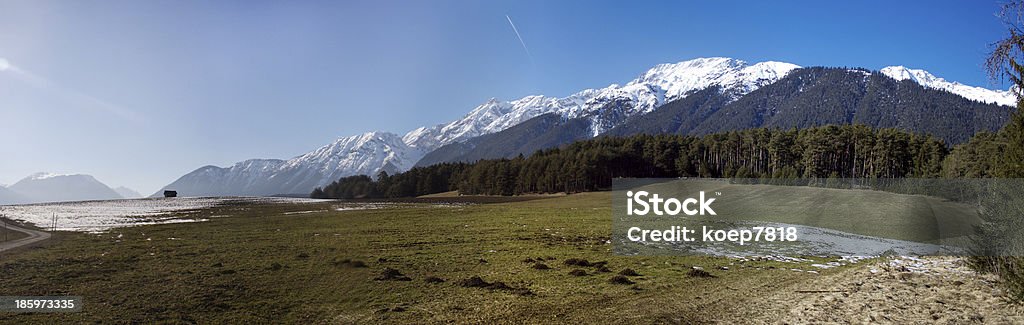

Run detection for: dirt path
[[720, 257, 1024, 324], [0, 222, 51, 252]]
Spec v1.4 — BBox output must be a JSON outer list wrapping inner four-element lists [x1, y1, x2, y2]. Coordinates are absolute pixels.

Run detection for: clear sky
[[0, 0, 1014, 194]]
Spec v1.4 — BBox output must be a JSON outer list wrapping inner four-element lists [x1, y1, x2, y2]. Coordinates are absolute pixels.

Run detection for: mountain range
[[156, 57, 1017, 197], [114, 186, 143, 199], [0, 173, 136, 205]]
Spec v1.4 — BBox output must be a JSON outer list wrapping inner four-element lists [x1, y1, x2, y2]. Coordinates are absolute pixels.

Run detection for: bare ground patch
[[721, 257, 1024, 323]]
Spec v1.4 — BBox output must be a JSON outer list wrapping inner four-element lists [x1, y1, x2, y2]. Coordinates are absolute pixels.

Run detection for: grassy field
[[0, 193, 843, 324]]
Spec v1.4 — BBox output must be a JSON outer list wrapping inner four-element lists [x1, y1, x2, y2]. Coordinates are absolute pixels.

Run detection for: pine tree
[[1000, 111, 1024, 177]]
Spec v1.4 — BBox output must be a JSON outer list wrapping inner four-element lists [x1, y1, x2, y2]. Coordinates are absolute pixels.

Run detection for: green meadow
[[0, 193, 846, 324]]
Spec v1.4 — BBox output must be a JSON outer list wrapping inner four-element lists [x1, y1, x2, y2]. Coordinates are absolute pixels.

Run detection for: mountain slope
[[688, 67, 1011, 143], [879, 66, 1015, 106], [603, 86, 733, 137], [416, 113, 594, 166], [423, 67, 1013, 166], [156, 132, 424, 196], [159, 57, 1017, 196], [0, 186, 29, 205], [611, 68, 1012, 144], [8, 173, 124, 204], [404, 57, 800, 148], [113, 186, 143, 199], [152, 159, 285, 197]]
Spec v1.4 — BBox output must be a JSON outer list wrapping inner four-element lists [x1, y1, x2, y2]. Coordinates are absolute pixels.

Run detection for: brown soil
[[332, 258, 368, 268], [563, 258, 592, 267], [424, 276, 445, 284], [607, 275, 635, 285], [456, 276, 533, 296], [375, 268, 411, 281], [720, 257, 1024, 323], [568, 269, 588, 276], [619, 268, 641, 276], [688, 267, 714, 278]]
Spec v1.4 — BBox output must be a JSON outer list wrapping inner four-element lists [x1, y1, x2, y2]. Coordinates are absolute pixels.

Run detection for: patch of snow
[[0, 197, 328, 233], [26, 172, 73, 180], [280, 210, 326, 215], [334, 203, 397, 211]]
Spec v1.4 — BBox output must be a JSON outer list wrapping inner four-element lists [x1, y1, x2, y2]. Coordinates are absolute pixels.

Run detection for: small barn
[[163, 190, 178, 198]]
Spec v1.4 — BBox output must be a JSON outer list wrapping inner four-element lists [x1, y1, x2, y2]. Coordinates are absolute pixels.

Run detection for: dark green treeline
[[312, 124, 950, 199]]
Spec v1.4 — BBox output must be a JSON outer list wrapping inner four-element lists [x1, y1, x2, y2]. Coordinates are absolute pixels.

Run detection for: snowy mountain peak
[[880, 66, 933, 83], [403, 57, 802, 147], [629, 57, 800, 101], [287, 131, 423, 179], [633, 57, 745, 84], [232, 159, 286, 171], [348, 131, 405, 147], [740, 61, 803, 87], [880, 66, 1016, 106], [157, 131, 427, 196], [27, 172, 76, 181], [402, 126, 431, 145]]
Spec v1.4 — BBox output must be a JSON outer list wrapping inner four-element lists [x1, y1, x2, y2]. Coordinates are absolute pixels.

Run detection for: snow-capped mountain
[[156, 132, 424, 196], [156, 159, 285, 197], [630, 59, 800, 101], [163, 57, 800, 196], [282, 131, 423, 180], [405, 57, 799, 146], [880, 66, 1016, 106], [158, 57, 1017, 197], [5, 173, 124, 204]]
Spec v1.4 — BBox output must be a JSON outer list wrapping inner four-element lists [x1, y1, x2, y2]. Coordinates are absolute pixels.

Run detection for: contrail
[[505, 15, 533, 63]]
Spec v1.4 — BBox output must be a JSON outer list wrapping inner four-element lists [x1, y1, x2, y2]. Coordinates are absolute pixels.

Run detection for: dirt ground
[[722, 257, 1024, 324]]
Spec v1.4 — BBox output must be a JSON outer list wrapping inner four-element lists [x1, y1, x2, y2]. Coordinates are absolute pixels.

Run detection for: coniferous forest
[[312, 124, 958, 199]]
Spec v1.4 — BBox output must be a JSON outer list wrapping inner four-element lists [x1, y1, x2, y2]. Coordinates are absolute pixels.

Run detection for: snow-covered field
[[0, 197, 329, 233]]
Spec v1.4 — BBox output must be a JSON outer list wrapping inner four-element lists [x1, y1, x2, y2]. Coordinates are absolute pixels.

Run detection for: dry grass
[[0, 192, 836, 323]]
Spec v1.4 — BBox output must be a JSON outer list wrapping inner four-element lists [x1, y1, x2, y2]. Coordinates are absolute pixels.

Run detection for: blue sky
[[0, 0, 1013, 194]]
